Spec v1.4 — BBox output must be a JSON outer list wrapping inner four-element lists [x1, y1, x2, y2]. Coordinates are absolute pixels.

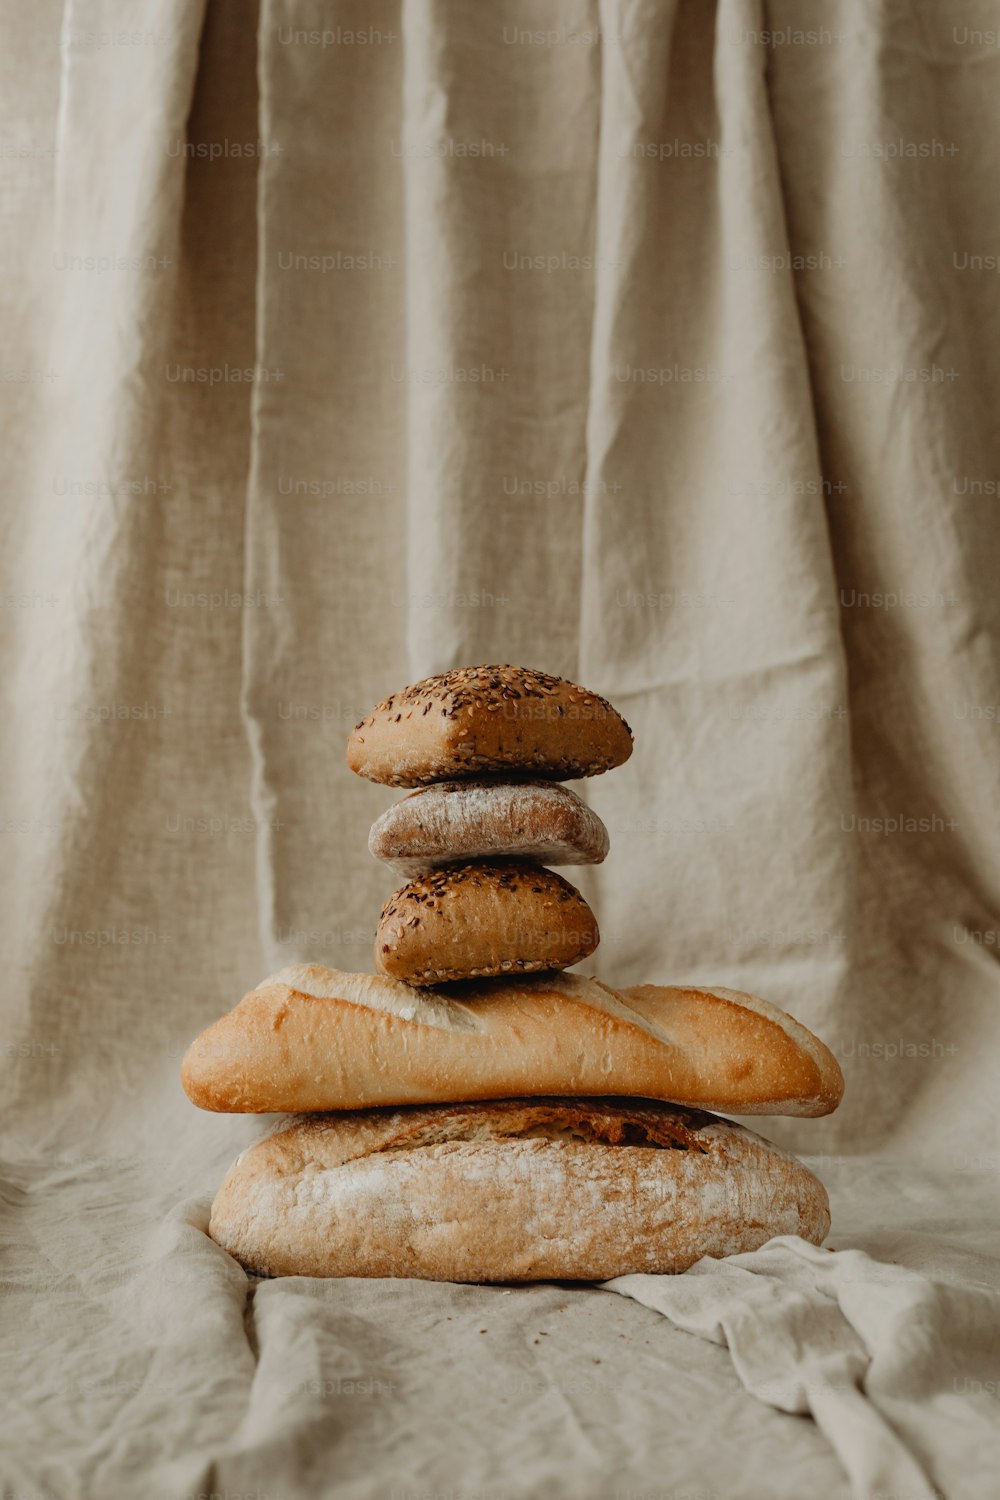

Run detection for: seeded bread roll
[[209, 1097, 832, 1281], [369, 779, 610, 877], [181, 965, 846, 1117], [375, 861, 599, 985], [347, 665, 633, 786]]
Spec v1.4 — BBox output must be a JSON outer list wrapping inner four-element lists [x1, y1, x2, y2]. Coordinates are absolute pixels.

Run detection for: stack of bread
[[182, 665, 844, 1283], [361, 665, 627, 985]]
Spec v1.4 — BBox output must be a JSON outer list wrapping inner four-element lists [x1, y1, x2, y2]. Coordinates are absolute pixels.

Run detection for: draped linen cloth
[[2, 1, 999, 1496]]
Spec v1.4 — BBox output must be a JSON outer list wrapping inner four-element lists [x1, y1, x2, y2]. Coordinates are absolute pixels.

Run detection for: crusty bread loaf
[[368, 779, 610, 876], [209, 1097, 831, 1281], [347, 665, 633, 786], [374, 861, 599, 984], [181, 965, 845, 1117]]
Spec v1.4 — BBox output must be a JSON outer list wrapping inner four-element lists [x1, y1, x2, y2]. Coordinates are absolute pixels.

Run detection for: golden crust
[[180, 966, 845, 1118], [209, 1097, 832, 1281], [347, 665, 633, 786], [374, 861, 599, 984]]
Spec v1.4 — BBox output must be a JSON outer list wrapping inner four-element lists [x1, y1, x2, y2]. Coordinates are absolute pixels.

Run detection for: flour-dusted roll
[[374, 861, 599, 985], [347, 665, 633, 786], [369, 779, 610, 877], [209, 1097, 832, 1281], [180, 965, 845, 1117]]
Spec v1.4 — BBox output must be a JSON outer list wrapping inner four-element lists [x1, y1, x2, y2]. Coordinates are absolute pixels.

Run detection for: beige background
[[2, 1, 999, 1497]]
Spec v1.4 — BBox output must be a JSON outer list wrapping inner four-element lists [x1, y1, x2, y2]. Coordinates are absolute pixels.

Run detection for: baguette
[[209, 1098, 831, 1281], [181, 965, 844, 1117]]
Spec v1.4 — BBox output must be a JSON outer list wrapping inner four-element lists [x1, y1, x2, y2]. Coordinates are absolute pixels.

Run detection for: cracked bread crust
[[208, 1096, 832, 1281], [374, 860, 599, 984], [368, 779, 610, 876], [347, 665, 633, 786]]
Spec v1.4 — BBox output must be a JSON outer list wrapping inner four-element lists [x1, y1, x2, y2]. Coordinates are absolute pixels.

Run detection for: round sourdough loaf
[[347, 665, 633, 786], [209, 1097, 832, 1282], [368, 779, 610, 876], [374, 860, 599, 984]]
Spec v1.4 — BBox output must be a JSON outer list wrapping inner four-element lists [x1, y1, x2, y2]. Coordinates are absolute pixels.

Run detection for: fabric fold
[[577, 0, 854, 1142], [606, 1235, 1000, 1500]]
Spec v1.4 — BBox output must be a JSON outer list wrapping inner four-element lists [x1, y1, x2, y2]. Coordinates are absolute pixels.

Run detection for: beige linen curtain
[[3, 2, 1000, 1497]]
